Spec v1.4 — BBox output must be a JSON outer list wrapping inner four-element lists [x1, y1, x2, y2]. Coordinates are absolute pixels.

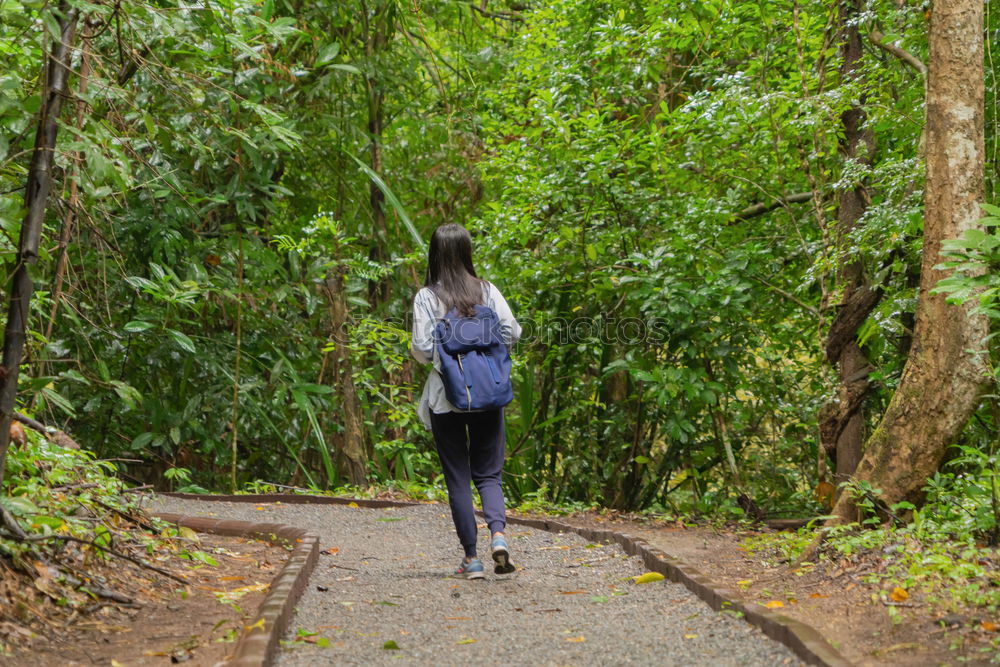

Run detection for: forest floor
[[549, 510, 999, 667], [5, 496, 997, 665], [2, 532, 285, 666]]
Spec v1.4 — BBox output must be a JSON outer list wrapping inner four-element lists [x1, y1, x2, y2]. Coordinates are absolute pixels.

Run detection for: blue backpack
[[434, 304, 513, 411]]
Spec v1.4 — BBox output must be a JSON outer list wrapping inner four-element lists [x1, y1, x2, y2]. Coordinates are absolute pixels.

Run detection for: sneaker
[[456, 557, 486, 580], [491, 535, 515, 574]]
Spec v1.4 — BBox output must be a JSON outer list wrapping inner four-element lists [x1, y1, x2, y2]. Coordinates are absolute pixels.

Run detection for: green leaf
[[130, 432, 156, 450], [347, 152, 422, 248], [383, 640, 400, 650], [0, 496, 41, 516], [167, 329, 196, 354], [123, 320, 155, 333]]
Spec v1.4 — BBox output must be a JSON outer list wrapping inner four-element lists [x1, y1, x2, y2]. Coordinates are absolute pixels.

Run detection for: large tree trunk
[[0, 4, 79, 485], [827, 0, 989, 524], [820, 0, 879, 494]]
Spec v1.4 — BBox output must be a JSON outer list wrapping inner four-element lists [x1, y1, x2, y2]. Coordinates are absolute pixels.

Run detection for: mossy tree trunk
[[828, 0, 989, 523]]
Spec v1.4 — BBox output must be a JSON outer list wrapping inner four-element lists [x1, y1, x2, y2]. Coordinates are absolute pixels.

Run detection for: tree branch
[[469, 2, 524, 21], [868, 30, 927, 75], [3, 532, 188, 584], [732, 191, 814, 221]]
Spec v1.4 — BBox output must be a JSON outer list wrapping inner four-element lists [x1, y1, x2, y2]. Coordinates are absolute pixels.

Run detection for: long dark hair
[[425, 223, 485, 316]]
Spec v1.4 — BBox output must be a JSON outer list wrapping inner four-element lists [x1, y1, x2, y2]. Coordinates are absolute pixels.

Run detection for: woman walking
[[411, 224, 521, 579]]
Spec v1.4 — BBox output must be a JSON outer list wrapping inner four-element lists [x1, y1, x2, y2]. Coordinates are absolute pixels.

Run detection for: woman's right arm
[[411, 290, 435, 364]]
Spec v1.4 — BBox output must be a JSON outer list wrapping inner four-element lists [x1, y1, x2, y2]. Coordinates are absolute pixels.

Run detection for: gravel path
[[150, 497, 804, 666]]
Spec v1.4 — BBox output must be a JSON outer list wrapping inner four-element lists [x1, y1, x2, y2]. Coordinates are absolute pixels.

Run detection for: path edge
[[151, 509, 320, 667], [159, 492, 851, 667]]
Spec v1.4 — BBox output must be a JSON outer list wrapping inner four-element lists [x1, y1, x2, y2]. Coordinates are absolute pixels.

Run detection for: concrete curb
[[151, 510, 320, 667], [158, 493, 851, 666]]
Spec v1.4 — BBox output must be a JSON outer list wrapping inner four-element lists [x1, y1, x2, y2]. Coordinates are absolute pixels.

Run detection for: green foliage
[[0, 0, 996, 526]]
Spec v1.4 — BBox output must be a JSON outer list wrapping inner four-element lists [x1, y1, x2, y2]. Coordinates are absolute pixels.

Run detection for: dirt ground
[[535, 511, 999, 667], [3, 533, 286, 666]]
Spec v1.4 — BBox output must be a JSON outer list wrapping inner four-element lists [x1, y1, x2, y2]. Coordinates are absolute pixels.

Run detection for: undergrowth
[[0, 429, 214, 653]]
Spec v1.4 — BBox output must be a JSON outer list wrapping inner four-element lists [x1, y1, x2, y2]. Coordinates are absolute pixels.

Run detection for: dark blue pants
[[430, 409, 507, 558]]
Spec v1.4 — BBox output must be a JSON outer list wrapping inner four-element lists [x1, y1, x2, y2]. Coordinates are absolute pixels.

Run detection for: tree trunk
[[45, 24, 91, 344], [324, 266, 369, 486], [363, 0, 390, 307], [820, 0, 879, 494], [827, 0, 988, 523], [0, 4, 79, 485]]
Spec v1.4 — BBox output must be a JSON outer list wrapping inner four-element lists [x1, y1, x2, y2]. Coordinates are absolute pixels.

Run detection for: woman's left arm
[[489, 284, 522, 346]]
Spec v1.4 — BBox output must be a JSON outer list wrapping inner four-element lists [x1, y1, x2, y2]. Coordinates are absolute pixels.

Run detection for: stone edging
[[151, 510, 320, 667], [160, 493, 851, 666]]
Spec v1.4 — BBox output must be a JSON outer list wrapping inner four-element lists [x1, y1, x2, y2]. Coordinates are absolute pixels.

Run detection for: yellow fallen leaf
[[232, 583, 270, 594], [633, 572, 665, 585], [177, 526, 199, 541], [348, 502, 360, 508], [255, 506, 265, 510], [890, 587, 909, 602], [565, 636, 586, 643], [245, 618, 266, 631], [684, 634, 699, 639], [457, 638, 476, 645], [736, 580, 752, 589], [763, 600, 784, 608]]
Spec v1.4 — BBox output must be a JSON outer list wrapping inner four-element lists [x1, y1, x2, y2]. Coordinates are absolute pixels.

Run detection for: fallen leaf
[[219, 576, 245, 582], [736, 580, 752, 589], [348, 502, 360, 508], [565, 636, 586, 642], [590, 596, 609, 603], [982, 621, 1000, 632], [245, 619, 265, 631], [177, 526, 200, 541], [383, 640, 400, 650], [559, 590, 589, 595], [889, 587, 909, 602], [255, 506, 265, 511], [684, 634, 699, 639], [320, 547, 340, 556], [809, 593, 828, 599], [457, 638, 476, 645], [633, 572, 665, 585], [539, 546, 571, 551], [763, 600, 784, 608]]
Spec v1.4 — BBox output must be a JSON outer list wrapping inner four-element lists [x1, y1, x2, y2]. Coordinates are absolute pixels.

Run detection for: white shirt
[[410, 282, 522, 428]]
